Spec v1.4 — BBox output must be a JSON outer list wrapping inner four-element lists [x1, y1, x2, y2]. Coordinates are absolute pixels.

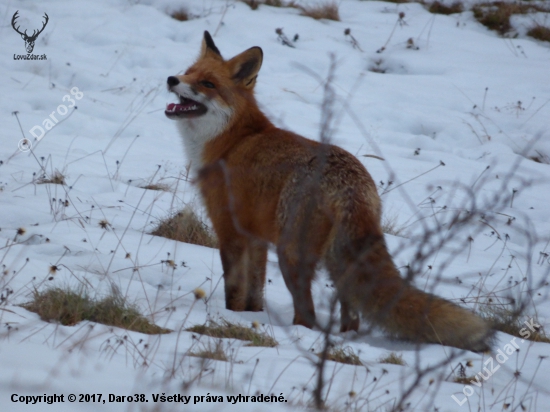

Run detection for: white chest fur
[[173, 95, 232, 173]]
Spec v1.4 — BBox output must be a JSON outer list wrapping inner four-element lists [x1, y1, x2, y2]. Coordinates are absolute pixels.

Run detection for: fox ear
[[201, 31, 222, 60], [227, 47, 263, 89]]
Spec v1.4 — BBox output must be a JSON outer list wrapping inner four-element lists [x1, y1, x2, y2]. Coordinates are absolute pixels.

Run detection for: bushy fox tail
[[363, 275, 492, 352], [331, 234, 493, 352]]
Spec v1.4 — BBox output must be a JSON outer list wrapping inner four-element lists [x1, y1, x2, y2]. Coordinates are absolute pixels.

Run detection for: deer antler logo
[[12, 11, 49, 54]]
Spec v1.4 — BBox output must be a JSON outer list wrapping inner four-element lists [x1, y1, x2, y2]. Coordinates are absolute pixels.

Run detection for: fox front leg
[[220, 238, 266, 312]]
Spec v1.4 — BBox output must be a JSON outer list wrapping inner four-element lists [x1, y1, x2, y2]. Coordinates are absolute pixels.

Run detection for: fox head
[[166, 31, 263, 169]]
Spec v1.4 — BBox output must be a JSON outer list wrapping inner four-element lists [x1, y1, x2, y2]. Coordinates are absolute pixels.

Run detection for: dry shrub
[[151, 207, 218, 248], [187, 319, 278, 347], [318, 345, 362, 365], [299, 2, 340, 21], [527, 24, 550, 42], [22, 287, 170, 334], [429, 1, 463, 15], [37, 170, 66, 185]]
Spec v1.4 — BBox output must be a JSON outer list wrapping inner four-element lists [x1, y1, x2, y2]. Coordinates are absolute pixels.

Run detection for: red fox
[[165, 32, 492, 352]]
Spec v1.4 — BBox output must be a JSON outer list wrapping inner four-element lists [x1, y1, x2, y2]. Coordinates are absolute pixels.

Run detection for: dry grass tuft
[[319, 346, 363, 366], [98, 219, 110, 230], [37, 170, 66, 185], [189, 340, 228, 361], [241, 0, 297, 10], [429, 1, 463, 15], [170, 8, 190, 21], [22, 287, 170, 334], [480, 305, 550, 343], [150, 207, 218, 248], [368, 58, 387, 74], [299, 2, 340, 21], [530, 150, 550, 164], [140, 183, 172, 192], [187, 319, 278, 347], [378, 352, 407, 365], [472, 2, 548, 35], [241, 0, 261, 9], [527, 24, 550, 42], [454, 375, 479, 385], [381, 214, 406, 237], [452, 362, 477, 384]]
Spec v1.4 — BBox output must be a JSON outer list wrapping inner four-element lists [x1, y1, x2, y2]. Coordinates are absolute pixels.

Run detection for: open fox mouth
[[165, 95, 207, 118]]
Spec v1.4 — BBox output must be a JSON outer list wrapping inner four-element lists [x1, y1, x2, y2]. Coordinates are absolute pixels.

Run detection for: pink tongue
[[166, 103, 185, 113]]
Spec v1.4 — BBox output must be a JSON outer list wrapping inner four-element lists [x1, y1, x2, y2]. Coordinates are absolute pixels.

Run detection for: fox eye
[[200, 80, 216, 89]]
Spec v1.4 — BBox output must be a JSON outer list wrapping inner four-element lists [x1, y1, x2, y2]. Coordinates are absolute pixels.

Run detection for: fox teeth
[[166, 102, 200, 113]]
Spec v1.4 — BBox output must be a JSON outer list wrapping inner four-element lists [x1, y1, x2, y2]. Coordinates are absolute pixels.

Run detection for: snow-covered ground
[[1, 0, 549, 410]]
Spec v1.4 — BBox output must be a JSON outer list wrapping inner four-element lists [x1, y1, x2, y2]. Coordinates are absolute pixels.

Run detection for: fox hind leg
[[276, 173, 335, 328], [276, 210, 333, 328], [339, 300, 360, 332], [325, 251, 361, 332], [245, 240, 267, 311], [277, 243, 317, 328]]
